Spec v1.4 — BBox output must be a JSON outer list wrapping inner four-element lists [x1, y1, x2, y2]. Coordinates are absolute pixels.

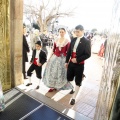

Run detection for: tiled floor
[[17, 47, 103, 120]]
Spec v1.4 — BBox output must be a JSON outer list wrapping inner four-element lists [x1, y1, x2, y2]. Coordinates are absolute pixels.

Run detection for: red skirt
[[98, 44, 105, 57]]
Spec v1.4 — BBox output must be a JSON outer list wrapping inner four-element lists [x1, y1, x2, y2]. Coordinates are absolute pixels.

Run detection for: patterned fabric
[[55, 39, 69, 51], [0, 84, 5, 112], [42, 54, 73, 89], [53, 39, 70, 57]]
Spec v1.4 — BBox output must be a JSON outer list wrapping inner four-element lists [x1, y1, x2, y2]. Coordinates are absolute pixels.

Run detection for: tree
[[24, 0, 75, 33]]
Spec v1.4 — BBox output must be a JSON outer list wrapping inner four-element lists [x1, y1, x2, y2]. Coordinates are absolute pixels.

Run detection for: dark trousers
[[22, 61, 26, 79], [27, 64, 42, 79], [67, 62, 84, 86]]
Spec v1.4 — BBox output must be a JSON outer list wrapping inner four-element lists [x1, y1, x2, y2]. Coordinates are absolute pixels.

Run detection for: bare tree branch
[[24, 0, 75, 33]]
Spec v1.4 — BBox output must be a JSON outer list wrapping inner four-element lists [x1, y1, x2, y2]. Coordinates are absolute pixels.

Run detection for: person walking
[[42, 28, 73, 92], [65, 25, 91, 105], [23, 26, 30, 79], [26, 41, 47, 89]]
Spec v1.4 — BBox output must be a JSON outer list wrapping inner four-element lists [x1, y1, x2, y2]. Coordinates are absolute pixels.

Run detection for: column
[[10, 0, 23, 87], [0, 0, 11, 91]]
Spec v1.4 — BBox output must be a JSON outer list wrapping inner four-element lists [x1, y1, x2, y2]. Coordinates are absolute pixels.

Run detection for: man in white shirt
[[65, 25, 91, 105]]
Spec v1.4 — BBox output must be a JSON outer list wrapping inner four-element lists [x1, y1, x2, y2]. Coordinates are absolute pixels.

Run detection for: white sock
[[28, 77, 31, 83], [37, 78, 41, 86], [70, 81, 75, 91], [72, 85, 80, 99]]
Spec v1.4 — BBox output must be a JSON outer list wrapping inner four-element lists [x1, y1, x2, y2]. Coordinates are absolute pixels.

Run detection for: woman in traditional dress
[[98, 34, 107, 58], [0, 82, 5, 112], [91, 34, 102, 54], [42, 28, 73, 92]]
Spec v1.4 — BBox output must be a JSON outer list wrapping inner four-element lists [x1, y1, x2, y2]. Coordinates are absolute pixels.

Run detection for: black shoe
[[36, 86, 39, 89], [70, 89, 75, 94], [70, 99, 75, 105], [24, 77, 28, 79], [26, 83, 32, 86], [82, 74, 86, 78]]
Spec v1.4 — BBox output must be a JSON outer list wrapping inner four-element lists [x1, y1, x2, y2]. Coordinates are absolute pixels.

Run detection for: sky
[[58, 0, 114, 31], [24, 0, 114, 31]]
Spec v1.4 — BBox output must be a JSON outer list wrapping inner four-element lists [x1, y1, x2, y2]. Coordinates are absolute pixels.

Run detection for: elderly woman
[[31, 29, 41, 50]]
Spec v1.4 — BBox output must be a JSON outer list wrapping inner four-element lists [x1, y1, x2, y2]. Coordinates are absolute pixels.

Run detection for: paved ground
[[18, 47, 103, 120]]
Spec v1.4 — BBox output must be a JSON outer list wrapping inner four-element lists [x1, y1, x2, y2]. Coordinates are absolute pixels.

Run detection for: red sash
[[70, 52, 84, 64], [33, 58, 38, 65]]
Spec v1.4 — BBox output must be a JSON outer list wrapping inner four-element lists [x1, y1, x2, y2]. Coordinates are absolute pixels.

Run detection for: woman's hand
[[71, 58, 77, 63], [64, 63, 68, 69], [38, 63, 42, 66]]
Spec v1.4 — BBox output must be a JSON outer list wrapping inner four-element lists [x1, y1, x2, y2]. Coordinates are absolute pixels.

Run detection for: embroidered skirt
[[42, 54, 73, 89], [0, 84, 5, 112]]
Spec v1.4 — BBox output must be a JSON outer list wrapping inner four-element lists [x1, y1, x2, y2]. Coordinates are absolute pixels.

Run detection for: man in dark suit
[[23, 26, 30, 79], [65, 25, 91, 105]]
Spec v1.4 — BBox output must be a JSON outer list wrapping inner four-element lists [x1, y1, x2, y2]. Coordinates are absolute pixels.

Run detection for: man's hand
[[64, 63, 68, 69], [38, 63, 42, 66], [71, 58, 77, 63]]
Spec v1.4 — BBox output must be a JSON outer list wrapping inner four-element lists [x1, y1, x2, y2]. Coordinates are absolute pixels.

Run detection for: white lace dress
[[42, 39, 73, 89]]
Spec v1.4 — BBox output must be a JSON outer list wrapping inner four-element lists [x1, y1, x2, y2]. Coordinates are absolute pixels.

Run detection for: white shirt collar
[[77, 35, 84, 39], [73, 36, 84, 52], [35, 49, 41, 63], [36, 49, 41, 52]]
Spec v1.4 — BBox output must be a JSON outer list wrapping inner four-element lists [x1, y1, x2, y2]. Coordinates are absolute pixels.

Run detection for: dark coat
[[40, 34, 48, 55], [66, 37, 91, 63], [30, 49, 47, 65], [23, 35, 30, 62]]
